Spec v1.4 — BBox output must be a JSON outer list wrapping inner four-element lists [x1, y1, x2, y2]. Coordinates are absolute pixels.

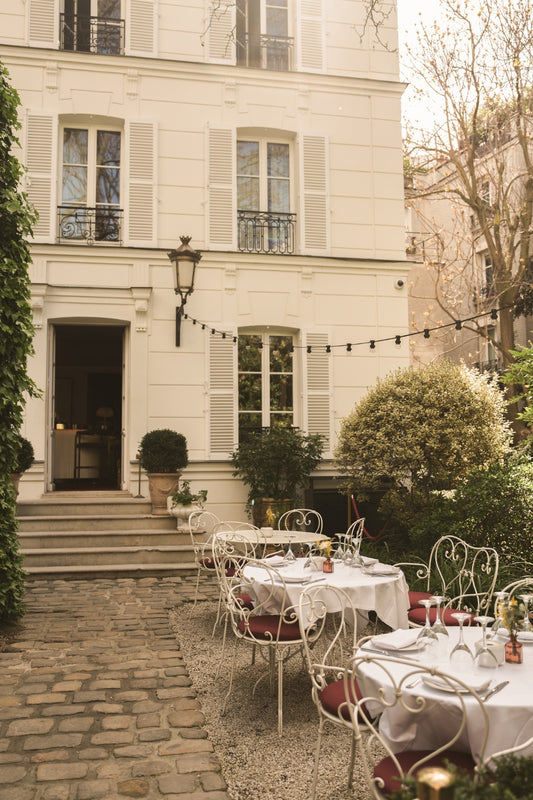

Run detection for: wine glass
[[473, 615, 498, 673], [449, 612, 474, 673], [519, 594, 533, 633], [430, 595, 449, 637], [285, 535, 296, 563], [333, 535, 344, 561], [490, 591, 509, 637], [416, 599, 438, 650]]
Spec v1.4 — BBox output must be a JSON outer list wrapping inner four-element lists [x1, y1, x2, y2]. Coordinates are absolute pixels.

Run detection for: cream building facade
[[2, 0, 408, 521]]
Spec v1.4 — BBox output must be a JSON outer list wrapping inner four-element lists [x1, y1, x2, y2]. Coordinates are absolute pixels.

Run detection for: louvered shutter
[[300, 134, 329, 253], [27, 0, 58, 48], [126, 0, 157, 56], [304, 332, 332, 456], [206, 0, 235, 63], [125, 121, 156, 246], [25, 112, 57, 243], [207, 126, 235, 249], [297, 0, 325, 72], [208, 332, 237, 457]]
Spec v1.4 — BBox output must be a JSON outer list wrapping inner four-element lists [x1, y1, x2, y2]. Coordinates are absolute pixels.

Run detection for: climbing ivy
[[0, 61, 39, 621]]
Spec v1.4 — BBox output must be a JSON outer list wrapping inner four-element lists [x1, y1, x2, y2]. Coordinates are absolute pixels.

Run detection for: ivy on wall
[[0, 61, 40, 621]]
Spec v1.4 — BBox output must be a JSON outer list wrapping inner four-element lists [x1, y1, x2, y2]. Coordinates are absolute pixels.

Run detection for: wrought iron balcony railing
[[57, 206, 123, 245], [237, 34, 294, 71], [238, 210, 296, 255], [60, 14, 125, 55]]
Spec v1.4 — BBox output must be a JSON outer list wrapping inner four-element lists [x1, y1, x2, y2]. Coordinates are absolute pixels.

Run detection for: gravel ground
[[170, 600, 376, 800]]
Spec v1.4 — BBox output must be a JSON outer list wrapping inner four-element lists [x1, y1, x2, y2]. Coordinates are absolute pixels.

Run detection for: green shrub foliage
[[334, 361, 511, 528], [0, 63, 39, 621], [138, 429, 188, 473]]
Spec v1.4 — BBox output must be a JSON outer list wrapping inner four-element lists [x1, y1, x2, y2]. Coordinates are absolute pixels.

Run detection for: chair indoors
[[395, 534, 499, 626], [346, 652, 490, 798], [219, 555, 307, 736], [298, 581, 367, 800]]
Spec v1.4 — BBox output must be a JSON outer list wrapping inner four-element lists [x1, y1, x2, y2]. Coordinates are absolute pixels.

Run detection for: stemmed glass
[[490, 591, 509, 637], [430, 595, 449, 637], [285, 535, 296, 563], [333, 535, 344, 561], [519, 594, 533, 633], [473, 615, 498, 672], [416, 599, 438, 650], [449, 612, 474, 673]]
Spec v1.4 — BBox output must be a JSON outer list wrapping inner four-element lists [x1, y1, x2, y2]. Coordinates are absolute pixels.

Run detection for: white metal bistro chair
[[345, 651, 491, 798], [187, 510, 221, 606], [395, 534, 499, 626]]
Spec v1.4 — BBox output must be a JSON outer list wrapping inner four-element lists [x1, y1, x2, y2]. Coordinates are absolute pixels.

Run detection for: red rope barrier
[[351, 495, 390, 541]]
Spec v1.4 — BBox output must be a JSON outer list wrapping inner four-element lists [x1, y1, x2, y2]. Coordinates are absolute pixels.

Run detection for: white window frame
[[237, 137, 293, 214]]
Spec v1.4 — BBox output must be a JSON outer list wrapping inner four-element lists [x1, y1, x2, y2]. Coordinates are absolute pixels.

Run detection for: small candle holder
[[323, 557, 334, 573]]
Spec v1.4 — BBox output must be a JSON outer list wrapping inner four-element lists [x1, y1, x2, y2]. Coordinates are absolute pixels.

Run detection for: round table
[[243, 557, 410, 633], [356, 625, 533, 761]]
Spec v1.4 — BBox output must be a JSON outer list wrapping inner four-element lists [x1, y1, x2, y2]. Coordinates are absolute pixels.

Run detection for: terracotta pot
[[147, 473, 181, 516]]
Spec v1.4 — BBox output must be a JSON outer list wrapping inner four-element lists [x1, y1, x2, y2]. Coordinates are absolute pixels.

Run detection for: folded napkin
[[372, 629, 422, 651], [265, 555, 286, 566], [422, 673, 490, 694]]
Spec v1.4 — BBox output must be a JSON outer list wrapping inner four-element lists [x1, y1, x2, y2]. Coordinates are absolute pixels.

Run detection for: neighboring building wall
[[2, 0, 408, 516]]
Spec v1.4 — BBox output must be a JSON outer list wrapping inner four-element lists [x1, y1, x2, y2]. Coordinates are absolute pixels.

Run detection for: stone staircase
[[16, 493, 196, 579]]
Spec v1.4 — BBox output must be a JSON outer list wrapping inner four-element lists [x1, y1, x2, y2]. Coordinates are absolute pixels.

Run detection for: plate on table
[[494, 628, 533, 644], [371, 629, 426, 653], [363, 563, 401, 577], [422, 674, 490, 694]]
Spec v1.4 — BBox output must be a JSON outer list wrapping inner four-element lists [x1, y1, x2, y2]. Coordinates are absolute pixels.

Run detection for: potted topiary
[[10, 434, 34, 498], [230, 426, 324, 526], [167, 480, 208, 531], [138, 429, 188, 515]]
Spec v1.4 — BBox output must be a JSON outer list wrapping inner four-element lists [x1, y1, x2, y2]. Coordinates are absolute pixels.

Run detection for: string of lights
[[182, 305, 507, 352]]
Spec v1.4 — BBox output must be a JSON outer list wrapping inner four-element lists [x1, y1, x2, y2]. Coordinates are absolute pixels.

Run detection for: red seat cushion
[[320, 678, 370, 721], [235, 593, 254, 610], [237, 615, 302, 641], [198, 557, 216, 569], [374, 749, 475, 795], [408, 590, 433, 610], [408, 607, 477, 626]]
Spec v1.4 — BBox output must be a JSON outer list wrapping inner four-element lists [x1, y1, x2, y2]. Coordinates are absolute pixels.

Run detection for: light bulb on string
[[455, 320, 462, 330], [370, 340, 375, 349], [424, 329, 430, 339], [395, 335, 402, 345], [346, 343, 352, 352]]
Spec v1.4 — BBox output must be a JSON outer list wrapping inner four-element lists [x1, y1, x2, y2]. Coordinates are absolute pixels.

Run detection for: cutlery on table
[[481, 680, 509, 700]]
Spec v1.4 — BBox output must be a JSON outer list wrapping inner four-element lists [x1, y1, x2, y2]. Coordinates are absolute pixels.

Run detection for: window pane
[[270, 374, 293, 411], [239, 412, 263, 442], [238, 141, 259, 175], [268, 143, 289, 178], [63, 129, 88, 165], [239, 374, 262, 411], [270, 414, 292, 429], [270, 335, 293, 372], [238, 176, 260, 210], [96, 168, 120, 205], [239, 335, 262, 370], [266, 5, 288, 37], [97, 131, 121, 167], [268, 179, 290, 213], [62, 166, 87, 205], [98, 0, 120, 18]]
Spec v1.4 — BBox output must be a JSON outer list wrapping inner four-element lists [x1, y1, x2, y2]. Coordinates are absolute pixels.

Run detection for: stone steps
[[17, 493, 198, 580]]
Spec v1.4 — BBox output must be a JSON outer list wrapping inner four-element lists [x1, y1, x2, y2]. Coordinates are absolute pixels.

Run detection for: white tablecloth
[[357, 626, 533, 761], [243, 559, 410, 632]]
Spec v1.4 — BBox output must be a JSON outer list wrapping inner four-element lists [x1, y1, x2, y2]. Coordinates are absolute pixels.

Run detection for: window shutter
[[206, 0, 235, 64], [207, 126, 235, 249], [27, 0, 58, 48], [25, 112, 56, 243], [300, 134, 329, 253], [208, 332, 237, 457], [304, 332, 332, 456], [126, 0, 157, 56], [125, 120, 157, 247], [297, 0, 325, 72]]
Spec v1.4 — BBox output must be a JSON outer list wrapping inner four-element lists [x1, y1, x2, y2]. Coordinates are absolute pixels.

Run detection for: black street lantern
[[167, 235, 202, 346]]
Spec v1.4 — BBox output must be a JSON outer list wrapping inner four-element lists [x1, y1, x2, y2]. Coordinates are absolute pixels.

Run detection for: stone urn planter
[[167, 480, 208, 530], [146, 472, 182, 516], [137, 429, 188, 516]]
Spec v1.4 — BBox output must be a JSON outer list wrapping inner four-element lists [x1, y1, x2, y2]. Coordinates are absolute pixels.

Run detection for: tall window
[[59, 127, 121, 243], [238, 333, 294, 441], [61, 0, 123, 54], [237, 139, 295, 254], [236, 0, 292, 70], [483, 254, 494, 298]]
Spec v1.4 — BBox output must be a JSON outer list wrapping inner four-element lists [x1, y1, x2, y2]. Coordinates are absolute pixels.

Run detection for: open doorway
[[52, 324, 124, 490]]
